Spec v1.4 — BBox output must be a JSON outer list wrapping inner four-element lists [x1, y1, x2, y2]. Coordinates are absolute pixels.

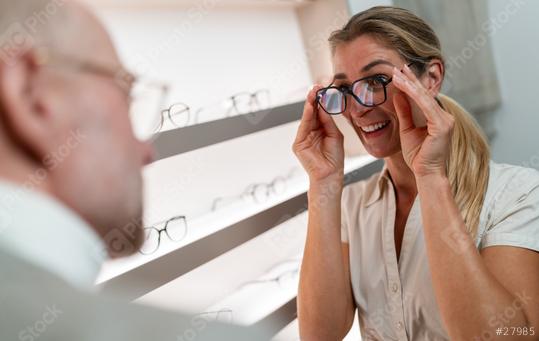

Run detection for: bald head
[[0, 0, 119, 66], [0, 0, 149, 257]]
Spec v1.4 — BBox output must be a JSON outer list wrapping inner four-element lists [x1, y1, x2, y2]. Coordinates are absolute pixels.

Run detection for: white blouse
[[340, 161, 539, 340]]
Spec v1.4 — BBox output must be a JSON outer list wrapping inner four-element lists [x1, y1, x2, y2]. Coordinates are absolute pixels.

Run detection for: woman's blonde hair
[[329, 6, 490, 240]]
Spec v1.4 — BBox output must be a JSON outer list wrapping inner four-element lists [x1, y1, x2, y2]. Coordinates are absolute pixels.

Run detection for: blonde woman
[[293, 6, 539, 341]]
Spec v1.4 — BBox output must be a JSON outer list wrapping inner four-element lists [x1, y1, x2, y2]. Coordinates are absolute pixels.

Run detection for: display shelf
[[97, 156, 383, 299], [202, 257, 301, 326], [152, 101, 304, 162]]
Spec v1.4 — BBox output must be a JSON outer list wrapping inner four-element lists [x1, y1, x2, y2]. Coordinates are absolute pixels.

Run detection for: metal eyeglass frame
[[34, 48, 170, 140], [193, 89, 271, 124], [210, 167, 300, 211], [157, 102, 192, 132]]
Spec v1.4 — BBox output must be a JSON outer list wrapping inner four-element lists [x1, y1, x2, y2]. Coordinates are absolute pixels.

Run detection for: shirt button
[[396, 321, 403, 330], [392, 283, 399, 293]]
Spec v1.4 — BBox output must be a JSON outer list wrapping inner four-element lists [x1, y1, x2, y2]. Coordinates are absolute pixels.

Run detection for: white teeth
[[360, 121, 389, 133]]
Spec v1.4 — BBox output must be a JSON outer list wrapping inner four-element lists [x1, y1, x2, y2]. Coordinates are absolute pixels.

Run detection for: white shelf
[[204, 256, 302, 326], [97, 154, 376, 284]]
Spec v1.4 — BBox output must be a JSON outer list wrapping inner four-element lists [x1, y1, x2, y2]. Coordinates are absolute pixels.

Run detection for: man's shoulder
[[0, 250, 270, 341]]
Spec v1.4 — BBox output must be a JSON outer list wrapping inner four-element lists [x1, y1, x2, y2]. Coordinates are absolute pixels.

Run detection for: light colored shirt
[[340, 161, 539, 340], [0, 181, 270, 341], [0, 181, 106, 291]]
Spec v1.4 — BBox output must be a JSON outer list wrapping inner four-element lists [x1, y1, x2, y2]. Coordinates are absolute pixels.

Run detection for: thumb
[[318, 107, 342, 138], [393, 92, 414, 133]]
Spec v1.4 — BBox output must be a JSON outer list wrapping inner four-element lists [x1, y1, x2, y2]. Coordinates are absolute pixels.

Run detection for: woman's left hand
[[391, 64, 454, 179]]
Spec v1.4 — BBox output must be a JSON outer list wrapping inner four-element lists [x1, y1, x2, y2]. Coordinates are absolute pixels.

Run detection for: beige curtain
[[392, 0, 501, 139]]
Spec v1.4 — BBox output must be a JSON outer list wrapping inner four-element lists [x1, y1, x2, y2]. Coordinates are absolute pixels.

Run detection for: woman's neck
[[385, 152, 417, 198]]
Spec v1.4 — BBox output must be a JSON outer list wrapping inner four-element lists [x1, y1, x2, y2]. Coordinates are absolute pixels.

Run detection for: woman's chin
[[362, 144, 399, 159]]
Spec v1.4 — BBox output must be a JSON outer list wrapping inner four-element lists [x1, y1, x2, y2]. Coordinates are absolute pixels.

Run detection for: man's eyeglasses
[[34, 48, 169, 141], [139, 215, 188, 255], [316, 62, 416, 115]]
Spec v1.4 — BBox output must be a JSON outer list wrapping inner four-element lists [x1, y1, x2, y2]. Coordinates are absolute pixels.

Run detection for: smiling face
[[332, 34, 412, 158]]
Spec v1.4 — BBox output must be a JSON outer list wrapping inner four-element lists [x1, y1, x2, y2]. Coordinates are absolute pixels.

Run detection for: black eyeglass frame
[[139, 215, 188, 255], [316, 62, 417, 115]]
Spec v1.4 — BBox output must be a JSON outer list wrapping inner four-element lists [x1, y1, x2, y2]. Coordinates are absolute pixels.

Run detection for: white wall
[[488, 0, 539, 168], [347, 0, 392, 14], [97, 6, 313, 112]]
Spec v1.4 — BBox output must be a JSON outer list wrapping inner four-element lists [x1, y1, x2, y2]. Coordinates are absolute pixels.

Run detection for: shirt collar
[[365, 164, 391, 207], [0, 181, 106, 291]]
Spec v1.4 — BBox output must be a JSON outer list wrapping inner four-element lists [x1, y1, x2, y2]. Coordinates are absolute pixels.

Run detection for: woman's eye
[[366, 75, 389, 87]]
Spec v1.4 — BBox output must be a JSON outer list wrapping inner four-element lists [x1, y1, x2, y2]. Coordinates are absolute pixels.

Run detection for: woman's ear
[[422, 59, 444, 96]]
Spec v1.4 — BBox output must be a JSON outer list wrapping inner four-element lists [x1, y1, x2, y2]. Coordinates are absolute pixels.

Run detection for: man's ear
[[422, 59, 444, 96], [0, 50, 55, 163]]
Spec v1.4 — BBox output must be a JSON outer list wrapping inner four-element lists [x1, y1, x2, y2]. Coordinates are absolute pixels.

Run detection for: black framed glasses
[[139, 215, 188, 255], [317, 62, 416, 115], [227, 89, 271, 116], [156, 102, 191, 132]]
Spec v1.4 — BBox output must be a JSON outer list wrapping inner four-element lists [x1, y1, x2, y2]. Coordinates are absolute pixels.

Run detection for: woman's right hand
[[292, 85, 345, 183]]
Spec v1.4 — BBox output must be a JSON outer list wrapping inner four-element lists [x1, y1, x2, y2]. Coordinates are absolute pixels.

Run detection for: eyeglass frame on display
[[194, 308, 234, 323], [210, 167, 300, 212], [193, 89, 271, 124], [139, 215, 188, 255], [237, 259, 301, 290], [156, 102, 192, 133]]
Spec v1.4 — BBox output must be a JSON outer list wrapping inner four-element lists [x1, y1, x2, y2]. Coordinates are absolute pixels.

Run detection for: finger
[[317, 103, 342, 138], [294, 85, 322, 143], [393, 92, 414, 133], [402, 65, 444, 116], [393, 67, 441, 124]]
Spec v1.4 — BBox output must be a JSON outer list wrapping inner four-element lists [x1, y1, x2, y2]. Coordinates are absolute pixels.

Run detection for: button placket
[[385, 181, 409, 341]]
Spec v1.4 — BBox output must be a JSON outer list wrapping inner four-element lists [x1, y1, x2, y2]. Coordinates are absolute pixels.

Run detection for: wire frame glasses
[[33, 48, 169, 142], [139, 215, 188, 255], [194, 89, 271, 124], [155, 102, 191, 132], [194, 309, 234, 323], [210, 168, 300, 211]]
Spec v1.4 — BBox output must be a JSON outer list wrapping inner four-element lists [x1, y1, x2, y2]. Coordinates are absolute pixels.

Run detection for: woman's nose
[[348, 99, 372, 118]]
